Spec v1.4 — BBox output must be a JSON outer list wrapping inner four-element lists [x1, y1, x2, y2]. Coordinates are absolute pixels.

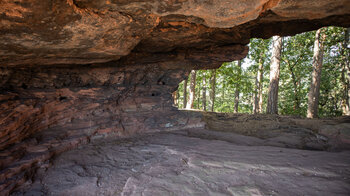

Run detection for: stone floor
[[12, 129, 350, 196]]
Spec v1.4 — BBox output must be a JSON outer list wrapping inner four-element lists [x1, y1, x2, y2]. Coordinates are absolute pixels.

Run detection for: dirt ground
[[12, 126, 350, 196]]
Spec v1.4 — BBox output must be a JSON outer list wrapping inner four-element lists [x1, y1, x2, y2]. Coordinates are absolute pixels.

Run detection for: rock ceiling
[[1, 0, 350, 67]]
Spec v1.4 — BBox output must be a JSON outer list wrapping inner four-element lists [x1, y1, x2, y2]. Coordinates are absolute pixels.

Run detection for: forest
[[174, 27, 350, 118]]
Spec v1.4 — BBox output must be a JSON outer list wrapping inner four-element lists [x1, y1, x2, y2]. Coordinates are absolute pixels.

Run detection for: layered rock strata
[[1, 0, 349, 66], [0, 60, 225, 194], [1, 0, 350, 195]]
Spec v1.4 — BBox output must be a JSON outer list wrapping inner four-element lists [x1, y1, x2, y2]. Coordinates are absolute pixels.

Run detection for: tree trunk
[[222, 81, 225, 101], [196, 77, 200, 109], [257, 59, 264, 113], [254, 56, 264, 113], [183, 79, 188, 108], [221, 79, 225, 113], [172, 91, 178, 107], [234, 60, 242, 113], [250, 92, 254, 113], [202, 72, 207, 111], [209, 69, 216, 112], [254, 57, 263, 114], [307, 28, 326, 118], [341, 28, 350, 115], [347, 28, 350, 116], [186, 70, 197, 109], [266, 36, 283, 114], [253, 74, 259, 114], [197, 89, 201, 109]]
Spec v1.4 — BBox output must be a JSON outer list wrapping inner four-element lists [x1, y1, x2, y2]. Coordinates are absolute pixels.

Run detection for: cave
[[1, 0, 350, 195]]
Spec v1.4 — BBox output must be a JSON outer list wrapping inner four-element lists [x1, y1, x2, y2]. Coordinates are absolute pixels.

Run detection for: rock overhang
[[0, 0, 350, 67], [1, 1, 350, 195]]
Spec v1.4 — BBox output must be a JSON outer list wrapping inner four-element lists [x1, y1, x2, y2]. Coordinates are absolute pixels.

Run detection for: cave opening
[[1, 0, 350, 195], [174, 27, 350, 118]]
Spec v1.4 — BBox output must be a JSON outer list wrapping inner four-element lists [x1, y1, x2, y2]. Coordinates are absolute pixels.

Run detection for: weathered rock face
[[0, 61, 217, 194], [0, 43, 247, 149], [1, 0, 350, 66], [0, 31, 248, 194], [1, 0, 350, 195]]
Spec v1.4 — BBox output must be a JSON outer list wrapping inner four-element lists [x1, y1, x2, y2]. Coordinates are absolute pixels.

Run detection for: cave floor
[[12, 129, 350, 196]]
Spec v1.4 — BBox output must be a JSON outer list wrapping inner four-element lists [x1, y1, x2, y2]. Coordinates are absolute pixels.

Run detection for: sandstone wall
[[0, 62, 202, 194], [1, 0, 350, 195], [0, 39, 248, 194], [1, 0, 349, 66]]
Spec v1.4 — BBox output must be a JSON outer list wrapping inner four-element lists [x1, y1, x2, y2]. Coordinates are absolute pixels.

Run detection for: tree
[[253, 57, 262, 114], [317, 27, 348, 117], [347, 28, 350, 115], [209, 69, 216, 112], [307, 28, 326, 118], [287, 61, 301, 111], [267, 36, 283, 114], [253, 74, 259, 114], [186, 70, 197, 109], [278, 31, 314, 116], [248, 38, 271, 113], [341, 28, 350, 115], [183, 79, 188, 108], [196, 78, 201, 109], [234, 60, 242, 113], [172, 91, 178, 107], [213, 61, 252, 113], [202, 71, 207, 111], [257, 60, 264, 113], [176, 27, 347, 117]]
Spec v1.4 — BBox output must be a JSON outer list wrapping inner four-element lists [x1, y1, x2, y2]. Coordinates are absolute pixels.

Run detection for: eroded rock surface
[[1, 0, 350, 66], [12, 130, 350, 196], [1, 0, 350, 195], [203, 113, 350, 151], [0, 62, 210, 195]]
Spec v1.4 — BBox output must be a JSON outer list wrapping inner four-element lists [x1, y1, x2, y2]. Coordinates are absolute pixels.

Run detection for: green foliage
[[216, 61, 254, 113], [318, 27, 348, 117], [176, 27, 349, 117], [279, 31, 314, 116]]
